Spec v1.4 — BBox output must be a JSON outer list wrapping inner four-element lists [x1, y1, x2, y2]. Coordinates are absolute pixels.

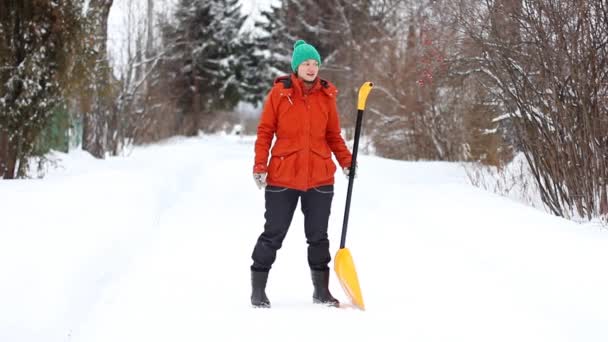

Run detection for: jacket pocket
[[269, 150, 298, 179], [268, 140, 301, 182], [310, 146, 336, 181]]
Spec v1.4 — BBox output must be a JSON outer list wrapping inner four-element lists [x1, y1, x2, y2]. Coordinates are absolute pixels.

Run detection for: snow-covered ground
[[1, 134, 607, 342]]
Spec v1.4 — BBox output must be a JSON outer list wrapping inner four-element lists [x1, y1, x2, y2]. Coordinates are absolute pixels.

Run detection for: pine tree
[[160, 0, 253, 130], [236, 31, 266, 105], [0, 0, 84, 178], [255, 0, 347, 78]]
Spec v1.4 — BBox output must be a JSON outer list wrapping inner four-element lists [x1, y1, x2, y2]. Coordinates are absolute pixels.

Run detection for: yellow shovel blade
[[334, 247, 365, 310]]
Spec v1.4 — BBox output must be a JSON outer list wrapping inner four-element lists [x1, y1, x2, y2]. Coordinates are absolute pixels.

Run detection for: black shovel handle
[[340, 82, 373, 249]]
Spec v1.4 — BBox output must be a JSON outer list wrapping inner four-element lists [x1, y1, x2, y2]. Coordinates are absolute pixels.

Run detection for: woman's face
[[297, 59, 319, 82]]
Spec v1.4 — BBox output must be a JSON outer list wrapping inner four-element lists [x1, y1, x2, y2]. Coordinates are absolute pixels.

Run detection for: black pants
[[251, 184, 334, 272]]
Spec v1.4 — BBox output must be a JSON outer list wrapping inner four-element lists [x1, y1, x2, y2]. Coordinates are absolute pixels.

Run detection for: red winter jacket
[[253, 74, 352, 191]]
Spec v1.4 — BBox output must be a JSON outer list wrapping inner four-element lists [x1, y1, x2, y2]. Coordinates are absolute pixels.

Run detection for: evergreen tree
[[0, 0, 84, 178], [237, 31, 266, 105], [160, 0, 255, 126]]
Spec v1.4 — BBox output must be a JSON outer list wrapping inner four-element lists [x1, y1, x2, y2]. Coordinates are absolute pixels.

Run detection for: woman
[[250, 40, 353, 308]]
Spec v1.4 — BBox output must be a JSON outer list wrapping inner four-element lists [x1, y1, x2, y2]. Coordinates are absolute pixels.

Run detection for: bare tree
[[363, 1, 481, 161], [108, 0, 156, 152], [451, 0, 608, 219]]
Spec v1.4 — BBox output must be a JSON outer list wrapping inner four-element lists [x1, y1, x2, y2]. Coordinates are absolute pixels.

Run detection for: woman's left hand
[[343, 163, 358, 179]]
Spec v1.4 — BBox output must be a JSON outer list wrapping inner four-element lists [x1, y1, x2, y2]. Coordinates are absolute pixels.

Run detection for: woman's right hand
[[253, 172, 267, 189], [253, 164, 268, 189]]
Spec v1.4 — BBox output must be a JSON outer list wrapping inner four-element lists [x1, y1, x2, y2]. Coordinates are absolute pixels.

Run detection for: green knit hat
[[291, 40, 321, 72]]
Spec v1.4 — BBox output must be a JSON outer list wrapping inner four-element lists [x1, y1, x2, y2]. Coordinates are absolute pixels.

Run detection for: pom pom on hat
[[291, 40, 321, 72]]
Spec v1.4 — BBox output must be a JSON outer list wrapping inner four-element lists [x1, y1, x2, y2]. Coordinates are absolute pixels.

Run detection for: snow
[[241, 0, 280, 32], [1, 134, 608, 342]]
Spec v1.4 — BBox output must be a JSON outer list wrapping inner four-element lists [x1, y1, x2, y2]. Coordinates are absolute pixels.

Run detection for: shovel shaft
[[340, 82, 373, 249], [340, 108, 364, 249]]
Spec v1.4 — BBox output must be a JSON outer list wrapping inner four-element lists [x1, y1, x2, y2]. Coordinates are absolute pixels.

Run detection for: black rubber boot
[[251, 271, 271, 308], [311, 269, 339, 307]]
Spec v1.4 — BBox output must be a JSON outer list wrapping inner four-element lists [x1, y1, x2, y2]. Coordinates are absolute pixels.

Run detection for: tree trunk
[[0, 130, 10, 179], [0, 131, 18, 179], [600, 186, 608, 218], [82, 0, 113, 158], [145, 0, 154, 94]]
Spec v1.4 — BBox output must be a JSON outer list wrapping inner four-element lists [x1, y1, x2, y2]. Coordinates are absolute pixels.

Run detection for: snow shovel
[[334, 81, 373, 310]]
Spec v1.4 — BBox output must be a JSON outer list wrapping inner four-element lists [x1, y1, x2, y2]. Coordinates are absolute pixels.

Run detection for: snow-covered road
[[2, 135, 607, 342]]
